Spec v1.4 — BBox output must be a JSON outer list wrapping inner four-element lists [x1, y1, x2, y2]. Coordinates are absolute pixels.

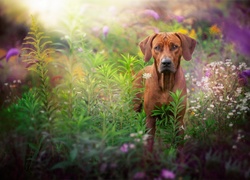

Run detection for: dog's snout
[[161, 58, 172, 66]]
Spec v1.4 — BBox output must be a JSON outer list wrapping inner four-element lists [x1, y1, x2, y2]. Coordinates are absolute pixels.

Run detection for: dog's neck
[[159, 72, 175, 92], [153, 62, 182, 92]]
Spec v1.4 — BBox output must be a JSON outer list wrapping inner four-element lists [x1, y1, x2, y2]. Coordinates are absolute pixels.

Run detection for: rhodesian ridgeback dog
[[133, 32, 196, 151]]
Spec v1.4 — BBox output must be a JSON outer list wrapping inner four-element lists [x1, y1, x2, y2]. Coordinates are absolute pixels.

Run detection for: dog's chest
[[144, 83, 171, 108]]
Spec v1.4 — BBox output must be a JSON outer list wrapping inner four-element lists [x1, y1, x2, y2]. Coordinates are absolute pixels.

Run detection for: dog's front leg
[[146, 116, 156, 152]]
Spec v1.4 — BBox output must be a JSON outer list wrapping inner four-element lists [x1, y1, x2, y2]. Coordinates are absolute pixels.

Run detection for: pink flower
[[174, 15, 184, 23], [161, 169, 175, 179], [103, 26, 109, 38], [120, 143, 129, 153], [144, 9, 160, 20], [6, 48, 20, 62], [205, 70, 211, 77], [133, 172, 146, 179]]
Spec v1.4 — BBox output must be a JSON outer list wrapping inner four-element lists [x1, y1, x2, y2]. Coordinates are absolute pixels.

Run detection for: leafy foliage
[[1, 2, 250, 179]]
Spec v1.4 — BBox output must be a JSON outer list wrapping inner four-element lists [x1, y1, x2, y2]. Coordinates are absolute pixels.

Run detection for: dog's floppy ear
[[139, 34, 157, 62], [175, 33, 196, 61]]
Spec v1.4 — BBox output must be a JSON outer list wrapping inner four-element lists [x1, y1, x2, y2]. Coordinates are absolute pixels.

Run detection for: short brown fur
[[133, 32, 196, 151]]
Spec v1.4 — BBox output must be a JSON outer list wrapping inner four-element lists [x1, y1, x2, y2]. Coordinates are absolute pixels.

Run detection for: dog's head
[[139, 32, 196, 73]]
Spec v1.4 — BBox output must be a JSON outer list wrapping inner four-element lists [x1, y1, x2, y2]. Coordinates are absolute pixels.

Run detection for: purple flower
[[120, 143, 129, 153], [6, 48, 20, 62], [239, 69, 250, 85], [175, 15, 184, 23], [100, 163, 107, 172], [219, 20, 250, 56], [103, 26, 109, 38], [133, 172, 146, 179], [154, 28, 160, 33], [205, 70, 211, 77], [161, 169, 175, 179], [144, 9, 160, 20]]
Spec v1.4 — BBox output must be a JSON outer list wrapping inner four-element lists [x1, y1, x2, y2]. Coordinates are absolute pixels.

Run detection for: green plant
[[21, 17, 56, 132], [153, 90, 185, 148]]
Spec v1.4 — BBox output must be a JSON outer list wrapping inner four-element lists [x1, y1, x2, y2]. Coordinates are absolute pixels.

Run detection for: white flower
[[184, 135, 191, 140], [232, 145, 237, 149], [142, 73, 152, 79], [78, 47, 83, 52], [229, 123, 233, 127], [196, 81, 201, 86], [130, 133, 136, 137], [129, 143, 135, 149]]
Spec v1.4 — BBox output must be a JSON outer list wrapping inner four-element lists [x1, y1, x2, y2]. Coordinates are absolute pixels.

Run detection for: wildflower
[[196, 81, 201, 86], [154, 28, 160, 33], [205, 70, 211, 77], [178, 28, 188, 35], [78, 47, 83, 52], [238, 62, 247, 70], [120, 143, 129, 153], [189, 29, 197, 39], [134, 138, 140, 142], [229, 123, 233, 127], [184, 134, 191, 140], [174, 15, 184, 23], [100, 163, 107, 172], [232, 145, 237, 149], [6, 48, 20, 62], [239, 69, 250, 85], [143, 9, 160, 20], [133, 172, 146, 179], [103, 26, 109, 38], [209, 24, 221, 35], [161, 169, 175, 179], [142, 73, 152, 79], [142, 134, 150, 141], [129, 144, 135, 149], [130, 133, 136, 137], [221, 20, 250, 56]]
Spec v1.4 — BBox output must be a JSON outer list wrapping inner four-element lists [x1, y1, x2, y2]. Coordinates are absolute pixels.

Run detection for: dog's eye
[[154, 45, 161, 51], [172, 44, 179, 50]]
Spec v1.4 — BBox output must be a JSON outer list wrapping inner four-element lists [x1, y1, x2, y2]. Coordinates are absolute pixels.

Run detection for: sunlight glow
[[22, 0, 69, 28], [19, 0, 138, 29]]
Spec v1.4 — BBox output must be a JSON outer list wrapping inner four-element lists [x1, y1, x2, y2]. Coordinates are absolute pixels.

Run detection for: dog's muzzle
[[159, 58, 176, 73]]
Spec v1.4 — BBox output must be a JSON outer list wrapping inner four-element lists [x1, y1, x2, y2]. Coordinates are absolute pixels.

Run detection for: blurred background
[[0, 1, 250, 179]]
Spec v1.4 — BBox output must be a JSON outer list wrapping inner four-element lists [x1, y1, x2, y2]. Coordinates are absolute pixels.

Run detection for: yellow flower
[[189, 29, 197, 39], [177, 28, 189, 35], [209, 24, 221, 35], [190, 111, 195, 116]]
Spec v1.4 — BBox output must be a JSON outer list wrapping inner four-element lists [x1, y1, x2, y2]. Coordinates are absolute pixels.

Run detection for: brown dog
[[133, 32, 196, 151]]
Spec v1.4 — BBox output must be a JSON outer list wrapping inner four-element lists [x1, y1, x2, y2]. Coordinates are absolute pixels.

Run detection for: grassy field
[[0, 0, 249, 179]]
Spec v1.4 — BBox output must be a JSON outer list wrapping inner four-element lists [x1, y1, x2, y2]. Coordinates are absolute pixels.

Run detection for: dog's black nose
[[161, 58, 172, 66]]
